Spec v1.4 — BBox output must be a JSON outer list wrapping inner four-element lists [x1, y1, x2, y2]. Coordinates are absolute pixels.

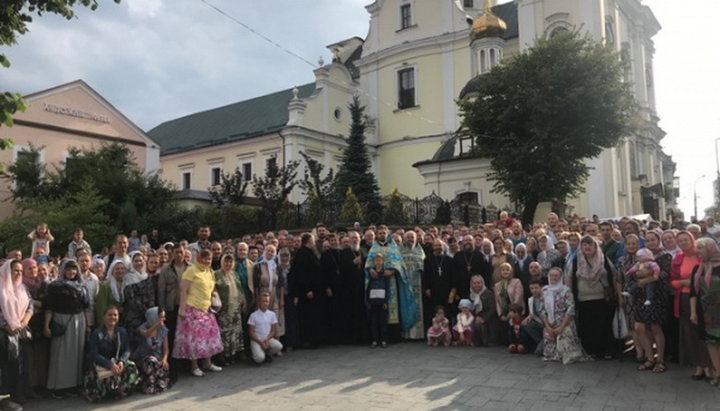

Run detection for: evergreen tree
[[384, 188, 407, 226], [339, 187, 364, 225], [298, 151, 336, 223], [335, 97, 380, 205]]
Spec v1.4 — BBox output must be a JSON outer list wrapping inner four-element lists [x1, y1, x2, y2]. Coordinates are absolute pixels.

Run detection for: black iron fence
[[267, 191, 518, 231]]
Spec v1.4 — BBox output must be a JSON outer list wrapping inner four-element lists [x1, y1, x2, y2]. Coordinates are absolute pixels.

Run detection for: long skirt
[[172, 306, 223, 360], [138, 356, 170, 395], [679, 293, 712, 367], [26, 336, 49, 388], [216, 305, 244, 362], [82, 360, 139, 402], [576, 299, 614, 358], [47, 312, 85, 390], [283, 293, 301, 348]]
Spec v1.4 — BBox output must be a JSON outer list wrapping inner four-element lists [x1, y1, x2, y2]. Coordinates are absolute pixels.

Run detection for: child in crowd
[[521, 280, 545, 355], [367, 253, 389, 349], [247, 292, 283, 364], [453, 299, 474, 346], [427, 305, 451, 347], [28, 222, 54, 257], [625, 248, 660, 306], [507, 303, 527, 353], [67, 228, 92, 259]]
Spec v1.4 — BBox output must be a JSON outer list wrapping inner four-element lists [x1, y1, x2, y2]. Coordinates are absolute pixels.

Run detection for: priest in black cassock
[[451, 236, 491, 301], [422, 238, 454, 328], [321, 233, 342, 344], [338, 231, 369, 344], [291, 233, 323, 348]]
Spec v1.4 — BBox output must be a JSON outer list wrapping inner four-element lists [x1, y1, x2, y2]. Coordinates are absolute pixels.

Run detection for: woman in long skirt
[[214, 255, 245, 364]]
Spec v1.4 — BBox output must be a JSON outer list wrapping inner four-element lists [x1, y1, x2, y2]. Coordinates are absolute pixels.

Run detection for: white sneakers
[[192, 363, 222, 377], [206, 364, 223, 372]]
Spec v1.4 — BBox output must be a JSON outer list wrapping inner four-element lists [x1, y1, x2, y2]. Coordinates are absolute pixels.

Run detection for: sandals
[[638, 360, 654, 371], [652, 362, 666, 373]]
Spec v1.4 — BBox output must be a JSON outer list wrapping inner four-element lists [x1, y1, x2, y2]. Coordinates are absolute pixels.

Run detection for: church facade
[[149, 0, 676, 221]]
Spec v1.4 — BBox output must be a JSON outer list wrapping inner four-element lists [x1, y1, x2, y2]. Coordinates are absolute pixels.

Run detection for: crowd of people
[[1, 213, 720, 409]]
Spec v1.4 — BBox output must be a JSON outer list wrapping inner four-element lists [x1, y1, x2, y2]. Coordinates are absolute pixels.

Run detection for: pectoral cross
[[437, 266, 442, 277]]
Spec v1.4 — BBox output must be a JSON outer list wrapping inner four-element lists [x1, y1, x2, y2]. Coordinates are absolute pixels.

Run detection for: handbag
[[612, 307, 629, 339], [211, 290, 222, 311], [49, 315, 71, 337], [95, 331, 122, 380]]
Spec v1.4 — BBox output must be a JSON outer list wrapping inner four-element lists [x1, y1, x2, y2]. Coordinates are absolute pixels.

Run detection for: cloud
[[3, 0, 368, 130]]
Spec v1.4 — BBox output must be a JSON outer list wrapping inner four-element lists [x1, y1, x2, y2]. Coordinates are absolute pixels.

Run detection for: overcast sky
[[2, 0, 718, 219]]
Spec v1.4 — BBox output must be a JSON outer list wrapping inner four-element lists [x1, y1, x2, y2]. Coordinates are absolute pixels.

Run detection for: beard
[[463, 244, 474, 253]]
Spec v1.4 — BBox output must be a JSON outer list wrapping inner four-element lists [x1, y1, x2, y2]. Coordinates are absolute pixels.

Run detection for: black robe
[[451, 250, 491, 299], [321, 248, 342, 344], [339, 247, 369, 344], [291, 246, 323, 346], [422, 253, 454, 327]]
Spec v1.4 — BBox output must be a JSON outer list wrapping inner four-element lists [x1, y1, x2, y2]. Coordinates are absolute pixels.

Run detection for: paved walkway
[[26, 343, 720, 410]]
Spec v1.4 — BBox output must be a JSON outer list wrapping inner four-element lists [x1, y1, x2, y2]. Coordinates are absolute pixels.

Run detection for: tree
[[335, 97, 380, 205], [3, 143, 45, 199], [384, 188, 407, 226], [459, 30, 637, 224], [0, 1, 121, 148], [4, 142, 175, 233], [298, 151, 336, 224], [338, 187, 364, 225], [0, 181, 114, 257], [209, 167, 249, 208], [252, 159, 299, 230]]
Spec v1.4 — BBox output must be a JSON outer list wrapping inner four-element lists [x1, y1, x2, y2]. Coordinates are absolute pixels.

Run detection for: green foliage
[[0, 181, 113, 257], [298, 151, 335, 201], [5, 142, 175, 233], [209, 167, 249, 208], [252, 159, 299, 230], [3, 143, 44, 199], [335, 96, 380, 205], [339, 187, 364, 225], [384, 188, 407, 226], [459, 30, 637, 223]]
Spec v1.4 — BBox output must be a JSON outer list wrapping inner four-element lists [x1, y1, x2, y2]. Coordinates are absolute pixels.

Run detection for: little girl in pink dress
[[427, 306, 451, 347]]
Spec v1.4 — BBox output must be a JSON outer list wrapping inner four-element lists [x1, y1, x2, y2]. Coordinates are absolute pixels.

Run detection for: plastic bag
[[613, 307, 629, 339]]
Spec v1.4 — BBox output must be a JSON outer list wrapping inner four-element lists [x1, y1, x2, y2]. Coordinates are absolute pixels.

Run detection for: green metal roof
[[148, 83, 316, 156]]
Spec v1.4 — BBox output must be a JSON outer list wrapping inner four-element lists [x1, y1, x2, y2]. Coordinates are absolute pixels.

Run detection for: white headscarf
[[107, 259, 126, 302], [0, 260, 30, 330], [542, 277, 565, 324], [124, 250, 148, 286], [468, 275, 487, 314]]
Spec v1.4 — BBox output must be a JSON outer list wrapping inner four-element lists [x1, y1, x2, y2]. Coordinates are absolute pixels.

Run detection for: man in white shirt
[[248, 292, 283, 364]]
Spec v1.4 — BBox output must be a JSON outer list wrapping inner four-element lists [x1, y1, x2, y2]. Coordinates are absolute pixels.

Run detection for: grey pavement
[[25, 343, 720, 410]]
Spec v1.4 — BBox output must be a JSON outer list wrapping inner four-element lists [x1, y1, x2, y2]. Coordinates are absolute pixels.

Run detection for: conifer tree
[[339, 187, 364, 225], [335, 97, 380, 205], [384, 188, 407, 226]]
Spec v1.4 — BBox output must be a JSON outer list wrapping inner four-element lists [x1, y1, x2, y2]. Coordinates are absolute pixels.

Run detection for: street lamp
[[694, 174, 707, 222]]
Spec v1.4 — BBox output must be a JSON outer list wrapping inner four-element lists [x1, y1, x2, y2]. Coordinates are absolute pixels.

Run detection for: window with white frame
[[210, 166, 222, 186], [397, 67, 416, 109], [266, 156, 277, 172], [182, 171, 192, 190], [242, 162, 252, 182], [464, 0, 474, 8], [400, 4, 412, 29]]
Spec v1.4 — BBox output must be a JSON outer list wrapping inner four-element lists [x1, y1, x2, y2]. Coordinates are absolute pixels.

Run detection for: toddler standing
[[453, 299, 474, 346]]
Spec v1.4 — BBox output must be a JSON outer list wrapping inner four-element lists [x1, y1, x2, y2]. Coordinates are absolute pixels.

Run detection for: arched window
[[489, 48, 496, 67], [480, 49, 487, 73]]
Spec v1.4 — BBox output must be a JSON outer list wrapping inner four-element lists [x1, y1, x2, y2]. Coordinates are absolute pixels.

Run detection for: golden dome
[[470, 0, 507, 40]]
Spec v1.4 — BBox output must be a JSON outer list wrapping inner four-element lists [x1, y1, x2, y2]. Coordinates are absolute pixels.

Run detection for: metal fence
[[270, 190, 518, 230]]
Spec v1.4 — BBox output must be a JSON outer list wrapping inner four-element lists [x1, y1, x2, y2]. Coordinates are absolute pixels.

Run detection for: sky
[[2, 0, 719, 219]]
